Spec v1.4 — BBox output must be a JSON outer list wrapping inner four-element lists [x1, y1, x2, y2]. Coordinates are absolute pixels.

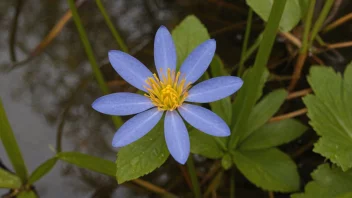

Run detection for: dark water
[[1, 0, 352, 197]]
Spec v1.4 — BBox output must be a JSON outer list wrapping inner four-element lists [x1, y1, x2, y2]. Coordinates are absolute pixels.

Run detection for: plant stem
[[95, 0, 129, 53], [67, 0, 123, 128], [186, 156, 201, 198], [238, 8, 253, 76], [230, 168, 235, 198]]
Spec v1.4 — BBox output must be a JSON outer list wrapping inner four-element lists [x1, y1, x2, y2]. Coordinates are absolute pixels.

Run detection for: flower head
[[92, 26, 243, 164]]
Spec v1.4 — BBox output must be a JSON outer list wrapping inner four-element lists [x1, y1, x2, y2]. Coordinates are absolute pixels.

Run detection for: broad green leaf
[[0, 168, 21, 188], [233, 148, 300, 192], [231, 68, 269, 127], [246, 0, 301, 32], [291, 164, 352, 198], [336, 192, 352, 198], [189, 128, 224, 159], [239, 119, 307, 151], [28, 157, 58, 184], [172, 15, 210, 69], [240, 89, 288, 142], [17, 190, 37, 198], [0, 98, 28, 181], [57, 152, 115, 177], [298, 0, 309, 18], [221, 153, 232, 170], [303, 64, 352, 171], [209, 55, 232, 125], [116, 121, 169, 183]]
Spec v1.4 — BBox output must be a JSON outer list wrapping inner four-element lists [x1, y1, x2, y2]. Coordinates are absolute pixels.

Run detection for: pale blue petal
[[178, 104, 230, 137], [165, 111, 190, 164], [92, 93, 155, 116], [186, 76, 243, 103], [109, 50, 153, 92], [180, 39, 216, 84], [154, 26, 176, 78], [112, 108, 163, 147]]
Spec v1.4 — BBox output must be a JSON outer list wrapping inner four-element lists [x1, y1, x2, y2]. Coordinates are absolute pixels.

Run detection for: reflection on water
[[0, 0, 180, 197]]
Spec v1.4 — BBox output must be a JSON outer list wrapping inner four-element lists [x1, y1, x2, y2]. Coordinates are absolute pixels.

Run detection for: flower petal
[[186, 76, 243, 103], [180, 39, 216, 84], [92, 92, 155, 116], [178, 103, 230, 137], [154, 26, 177, 78], [164, 111, 190, 164], [109, 50, 153, 92], [112, 108, 163, 147]]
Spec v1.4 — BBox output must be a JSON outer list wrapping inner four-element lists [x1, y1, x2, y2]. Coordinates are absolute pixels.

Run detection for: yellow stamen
[[144, 68, 191, 111]]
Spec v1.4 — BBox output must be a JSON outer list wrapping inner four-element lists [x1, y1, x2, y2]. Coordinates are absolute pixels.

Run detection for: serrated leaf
[[116, 121, 169, 184], [189, 128, 224, 159], [0, 98, 28, 182], [17, 190, 37, 198], [57, 152, 115, 177], [246, 0, 301, 32], [239, 119, 307, 150], [209, 55, 232, 125], [0, 168, 21, 188], [303, 64, 352, 171], [240, 89, 288, 142], [172, 15, 210, 69], [27, 157, 57, 184], [233, 148, 300, 192], [291, 164, 352, 198]]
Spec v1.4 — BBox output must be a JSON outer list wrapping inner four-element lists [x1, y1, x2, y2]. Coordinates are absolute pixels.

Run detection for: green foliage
[[172, 15, 210, 69], [116, 121, 169, 184], [28, 157, 58, 184], [0, 98, 28, 182], [233, 148, 300, 192], [0, 168, 21, 188], [239, 119, 307, 151], [189, 129, 224, 159], [241, 89, 288, 141], [221, 153, 232, 170], [303, 63, 352, 171], [17, 190, 37, 198], [246, 0, 302, 32], [291, 164, 352, 198], [57, 152, 115, 177]]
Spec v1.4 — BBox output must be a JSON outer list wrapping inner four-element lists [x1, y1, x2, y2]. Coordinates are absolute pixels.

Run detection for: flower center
[[144, 68, 191, 111]]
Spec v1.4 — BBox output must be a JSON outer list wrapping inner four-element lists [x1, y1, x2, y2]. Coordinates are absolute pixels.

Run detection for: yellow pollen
[[144, 68, 191, 111]]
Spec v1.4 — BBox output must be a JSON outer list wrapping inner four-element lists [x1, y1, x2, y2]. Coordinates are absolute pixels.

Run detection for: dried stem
[[269, 108, 308, 122]]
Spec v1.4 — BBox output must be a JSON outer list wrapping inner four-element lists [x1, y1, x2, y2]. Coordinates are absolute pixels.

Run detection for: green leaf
[[0, 168, 21, 188], [291, 164, 352, 198], [27, 157, 58, 184], [0, 98, 28, 181], [17, 190, 37, 198], [172, 15, 210, 69], [116, 121, 169, 184], [57, 152, 115, 177], [209, 55, 232, 125], [239, 119, 307, 151], [303, 64, 352, 171], [221, 153, 232, 170], [189, 128, 224, 159], [233, 148, 300, 192], [246, 0, 301, 32], [336, 192, 352, 198], [240, 89, 288, 142]]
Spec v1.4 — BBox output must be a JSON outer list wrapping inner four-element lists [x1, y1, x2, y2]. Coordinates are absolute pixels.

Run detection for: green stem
[[301, 0, 316, 53], [67, 0, 123, 128], [95, 0, 129, 53], [309, 0, 334, 47], [238, 8, 253, 76], [230, 168, 235, 198], [186, 156, 201, 198], [229, 0, 287, 148]]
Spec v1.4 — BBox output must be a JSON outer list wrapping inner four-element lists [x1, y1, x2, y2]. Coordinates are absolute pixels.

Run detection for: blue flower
[[92, 26, 243, 164]]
